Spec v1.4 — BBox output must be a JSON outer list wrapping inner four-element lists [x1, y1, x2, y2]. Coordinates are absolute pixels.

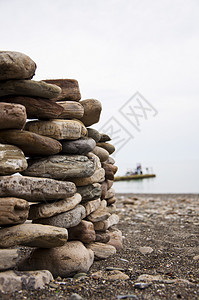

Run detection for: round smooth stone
[[61, 137, 96, 155], [80, 99, 102, 127]]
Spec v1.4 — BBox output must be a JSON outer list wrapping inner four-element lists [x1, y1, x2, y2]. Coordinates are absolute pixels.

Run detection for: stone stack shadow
[[0, 51, 122, 293]]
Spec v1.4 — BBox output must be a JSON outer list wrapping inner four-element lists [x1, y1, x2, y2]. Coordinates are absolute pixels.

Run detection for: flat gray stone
[[0, 175, 76, 202], [0, 51, 36, 80], [29, 193, 82, 220], [71, 168, 105, 186], [34, 205, 86, 229], [25, 119, 87, 140], [22, 155, 96, 180], [0, 249, 19, 271], [0, 80, 61, 99], [77, 183, 102, 201], [0, 130, 62, 156], [0, 197, 29, 226], [19, 241, 94, 277], [61, 137, 96, 155], [0, 270, 53, 293], [44, 79, 81, 101], [0, 144, 27, 175], [0, 223, 68, 248], [0, 102, 27, 130]]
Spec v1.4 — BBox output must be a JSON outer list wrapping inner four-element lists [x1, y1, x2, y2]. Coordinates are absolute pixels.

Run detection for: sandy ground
[[1, 193, 199, 300]]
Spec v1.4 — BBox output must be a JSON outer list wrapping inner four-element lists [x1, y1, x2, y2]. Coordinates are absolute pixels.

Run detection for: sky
[[0, 0, 199, 175]]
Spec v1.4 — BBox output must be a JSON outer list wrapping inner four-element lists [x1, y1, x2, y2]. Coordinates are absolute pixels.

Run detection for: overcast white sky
[[1, 0, 199, 172]]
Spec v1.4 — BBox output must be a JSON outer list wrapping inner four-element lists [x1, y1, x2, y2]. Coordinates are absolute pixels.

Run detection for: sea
[[114, 160, 199, 194]]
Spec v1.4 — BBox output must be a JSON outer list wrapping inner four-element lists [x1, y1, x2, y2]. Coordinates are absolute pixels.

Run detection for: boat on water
[[114, 163, 156, 181]]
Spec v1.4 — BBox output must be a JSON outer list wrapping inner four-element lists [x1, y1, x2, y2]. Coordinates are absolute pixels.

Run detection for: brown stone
[[0, 102, 26, 130], [87, 201, 110, 222], [0, 51, 36, 80], [83, 198, 101, 216], [105, 157, 115, 165], [86, 242, 116, 260], [0, 197, 29, 226], [92, 146, 109, 162], [97, 142, 115, 154], [0, 175, 76, 202], [106, 196, 117, 205], [107, 180, 114, 189], [19, 241, 94, 277], [80, 99, 102, 126], [23, 155, 95, 180], [44, 79, 81, 101], [28, 193, 82, 220], [61, 137, 96, 155], [68, 220, 96, 243], [0, 224, 68, 248], [107, 204, 116, 214], [102, 162, 118, 177], [99, 133, 111, 142], [105, 188, 115, 199], [0, 144, 27, 175], [25, 119, 87, 140], [101, 181, 108, 200], [58, 101, 84, 119], [0, 96, 64, 119], [0, 130, 62, 156], [93, 214, 119, 231], [87, 128, 101, 142], [0, 249, 19, 271], [0, 80, 61, 99], [95, 231, 110, 243], [107, 228, 123, 250]]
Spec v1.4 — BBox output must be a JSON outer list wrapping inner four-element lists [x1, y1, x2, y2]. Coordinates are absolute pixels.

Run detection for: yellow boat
[[114, 174, 156, 181]]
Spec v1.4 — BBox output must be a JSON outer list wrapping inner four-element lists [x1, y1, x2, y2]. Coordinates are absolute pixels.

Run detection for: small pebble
[[69, 293, 83, 300], [134, 282, 152, 289], [106, 267, 125, 271], [117, 294, 138, 299], [73, 272, 87, 279]]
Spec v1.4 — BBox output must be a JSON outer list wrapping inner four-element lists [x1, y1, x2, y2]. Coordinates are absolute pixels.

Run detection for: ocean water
[[114, 160, 199, 194]]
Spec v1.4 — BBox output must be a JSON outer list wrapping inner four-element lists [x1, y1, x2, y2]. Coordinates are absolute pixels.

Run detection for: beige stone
[[0, 144, 27, 175], [44, 79, 81, 101], [29, 193, 82, 220], [68, 220, 96, 243], [0, 197, 29, 226], [25, 119, 87, 140], [95, 231, 110, 243], [71, 168, 105, 186], [0, 130, 62, 156], [23, 155, 96, 180], [92, 146, 109, 162], [0, 175, 76, 202], [0, 249, 19, 271], [58, 101, 84, 119], [0, 102, 27, 130], [86, 242, 116, 260], [107, 228, 123, 250], [87, 200, 110, 222], [83, 198, 101, 216], [80, 99, 102, 126], [107, 196, 117, 205], [0, 51, 36, 80], [0, 224, 68, 248], [0, 270, 53, 293], [105, 188, 115, 199], [93, 214, 119, 231], [19, 241, 94, 277]]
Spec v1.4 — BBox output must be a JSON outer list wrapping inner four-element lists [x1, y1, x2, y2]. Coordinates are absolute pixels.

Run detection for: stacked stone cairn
[[0, 51, 122, 293]]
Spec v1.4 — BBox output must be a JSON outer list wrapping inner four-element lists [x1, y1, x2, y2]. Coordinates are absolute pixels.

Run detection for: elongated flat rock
[[23, 155, 96, 180], [93, 214, 119, 231], [87, 128, 101, 142], [58, 101, 84, 118], [0, 224, 68, 248], [29, 193, 82, 220], [83, 198, 101, 216], [0, 270, 53, 293], [0, 249, 19, 271], [86, 242, 116, 260], [68, 220, 96, 243], [80, 99, 102, 126], [92, 146, 109, 162], [71, 168, 105, 186], [87, 203, 110, 222], [77, 183, 102, 201], [0, 80, 61, 99], [25, 119, 87, 140], [0, 102, 27, 130], [0, 51, 36, 80], [0, 96, 64, 119], [99, 133, 111, 142], [19, 241, 94, 277], [34, 205, 86, 229], [97, 142, 115, 154], [0, 129, 62, 156], [0, 197, 29, 226], [0, 175, 76, 202], [105, 188, 115, 199], [61, 137, 96, 155], [0, 144, 27, 175], [44, 79, 81, 101]]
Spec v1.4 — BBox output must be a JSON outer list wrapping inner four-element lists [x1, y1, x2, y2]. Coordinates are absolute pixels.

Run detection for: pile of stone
[[0, 51, 122, 293]]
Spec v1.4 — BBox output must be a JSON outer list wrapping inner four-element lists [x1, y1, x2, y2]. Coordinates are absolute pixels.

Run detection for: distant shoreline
[[116, 193, 199, 196]]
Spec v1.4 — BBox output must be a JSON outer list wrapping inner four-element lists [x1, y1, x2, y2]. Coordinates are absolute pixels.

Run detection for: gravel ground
[[1, 193, 199, 300]]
